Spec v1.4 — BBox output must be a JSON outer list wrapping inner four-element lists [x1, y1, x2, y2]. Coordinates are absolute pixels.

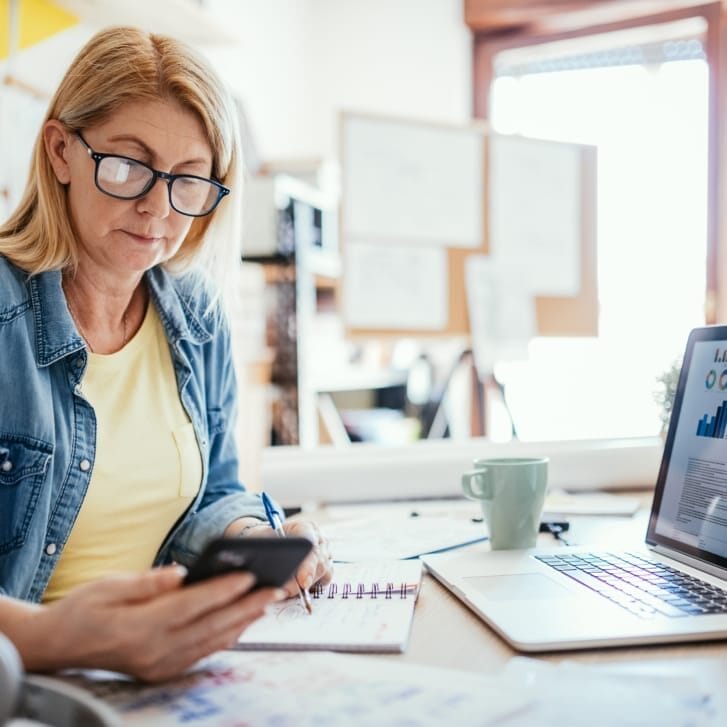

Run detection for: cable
[[544, 521, 574, 547]]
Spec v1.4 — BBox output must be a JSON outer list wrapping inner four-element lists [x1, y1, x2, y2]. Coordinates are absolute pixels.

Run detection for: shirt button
[[1, 460, 12, 472], [79, 458, 91, 472], [46, 543, 57, 555]]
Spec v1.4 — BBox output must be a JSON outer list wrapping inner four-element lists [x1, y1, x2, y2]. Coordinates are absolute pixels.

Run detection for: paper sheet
[[501, 657, 717, 726], [343, 115, 484, 248], [544, 490, 641, 517], [489, 134, 581, 297], [57, 648, 721, 726], [465, 255, 536, 373], [323, 515, 487, 561], [61, 651, 530, 726], [344, 241, 447, 330], [236, 561, 422, 652]]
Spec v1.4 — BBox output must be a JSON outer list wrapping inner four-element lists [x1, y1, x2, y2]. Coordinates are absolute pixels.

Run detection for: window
[[486, 23, 709, 440]]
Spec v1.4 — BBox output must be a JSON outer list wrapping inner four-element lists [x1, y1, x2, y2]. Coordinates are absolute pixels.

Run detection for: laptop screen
[[647, 326, 727, 571]]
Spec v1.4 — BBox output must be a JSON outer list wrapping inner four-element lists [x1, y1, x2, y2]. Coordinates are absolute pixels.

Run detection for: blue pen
[[261, 492, 313, 615]]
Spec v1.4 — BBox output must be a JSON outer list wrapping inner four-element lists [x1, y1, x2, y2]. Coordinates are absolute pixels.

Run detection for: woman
[[0, 26, 332, 682]]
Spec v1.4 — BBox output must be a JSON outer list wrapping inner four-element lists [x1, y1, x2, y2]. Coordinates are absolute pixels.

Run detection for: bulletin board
[[340, 111, 488, 336], [339, 111, 597, 339]]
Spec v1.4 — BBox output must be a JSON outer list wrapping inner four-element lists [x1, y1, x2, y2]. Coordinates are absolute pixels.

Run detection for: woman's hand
[[281, 519, 334, 596], [14, 566, 283, 682], [226, 515, 334, 598]]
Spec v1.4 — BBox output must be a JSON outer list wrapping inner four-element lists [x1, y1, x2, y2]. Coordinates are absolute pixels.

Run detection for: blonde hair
[[0, 26, 242, 304]]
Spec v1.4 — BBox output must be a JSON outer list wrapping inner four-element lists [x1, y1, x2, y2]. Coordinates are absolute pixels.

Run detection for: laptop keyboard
[[535, 551, 727, 619]]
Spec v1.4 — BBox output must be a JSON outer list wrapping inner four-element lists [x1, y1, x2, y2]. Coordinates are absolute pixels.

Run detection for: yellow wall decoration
[[0, 0, 78, 60]]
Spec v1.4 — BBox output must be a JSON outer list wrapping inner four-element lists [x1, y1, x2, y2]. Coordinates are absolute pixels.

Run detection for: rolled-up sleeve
[[167, 491, 268, 565]]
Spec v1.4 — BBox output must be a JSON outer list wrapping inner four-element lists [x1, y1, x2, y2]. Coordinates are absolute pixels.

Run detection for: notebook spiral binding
[[310, 582, 412, 599]]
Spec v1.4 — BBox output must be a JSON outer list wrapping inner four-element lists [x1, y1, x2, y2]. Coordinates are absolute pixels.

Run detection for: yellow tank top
[[44, 303, 202, 602]]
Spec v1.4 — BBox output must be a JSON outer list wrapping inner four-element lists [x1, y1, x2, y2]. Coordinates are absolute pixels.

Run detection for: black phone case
[[183, 536, 313, 588]]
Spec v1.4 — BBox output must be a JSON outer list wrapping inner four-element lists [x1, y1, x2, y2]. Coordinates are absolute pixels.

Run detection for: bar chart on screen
[[696, 400, 727, 438]]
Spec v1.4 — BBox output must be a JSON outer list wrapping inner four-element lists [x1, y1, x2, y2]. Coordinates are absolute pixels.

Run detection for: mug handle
[[462, 470, 493, 500]]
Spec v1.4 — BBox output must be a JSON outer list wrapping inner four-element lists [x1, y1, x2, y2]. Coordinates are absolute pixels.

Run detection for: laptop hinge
[[649, 543, 727, 580]]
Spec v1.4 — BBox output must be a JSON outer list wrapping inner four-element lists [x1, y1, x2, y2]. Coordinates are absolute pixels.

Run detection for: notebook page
[[236, 560, 422, 653]]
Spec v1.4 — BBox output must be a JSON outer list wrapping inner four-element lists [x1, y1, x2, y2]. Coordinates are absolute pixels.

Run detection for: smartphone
[[183, 536, 313, 588]]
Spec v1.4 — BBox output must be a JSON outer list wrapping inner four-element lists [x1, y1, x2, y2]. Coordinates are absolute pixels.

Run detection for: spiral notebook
[[235, 561, 422, 653]]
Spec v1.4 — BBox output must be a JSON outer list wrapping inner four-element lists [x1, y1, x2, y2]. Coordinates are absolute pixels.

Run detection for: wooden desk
[[321, 494, 727, 691]]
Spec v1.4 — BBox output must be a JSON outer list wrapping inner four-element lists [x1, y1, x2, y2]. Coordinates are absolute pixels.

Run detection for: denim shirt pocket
[[0, 434, 53, 554]]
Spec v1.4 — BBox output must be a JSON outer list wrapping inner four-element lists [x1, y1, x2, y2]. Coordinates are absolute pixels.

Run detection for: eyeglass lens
[[96, 156, 220, 216]]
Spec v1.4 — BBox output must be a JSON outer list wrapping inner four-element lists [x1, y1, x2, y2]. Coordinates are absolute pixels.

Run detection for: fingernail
[[174, 565, 188, 578], [274, 589, 287, 601]]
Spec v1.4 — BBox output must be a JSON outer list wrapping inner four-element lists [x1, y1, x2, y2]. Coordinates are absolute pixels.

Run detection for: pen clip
[[261, 491, 281, 528]]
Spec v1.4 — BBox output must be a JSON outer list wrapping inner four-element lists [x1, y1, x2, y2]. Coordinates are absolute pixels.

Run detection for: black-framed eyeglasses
[[75, 132, 230, 217]]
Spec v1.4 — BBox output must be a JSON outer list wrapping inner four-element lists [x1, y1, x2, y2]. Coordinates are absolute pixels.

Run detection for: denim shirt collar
[[30, 265, 212, 368], [145, 266, 214, 347], [30, 270, 84, 367]]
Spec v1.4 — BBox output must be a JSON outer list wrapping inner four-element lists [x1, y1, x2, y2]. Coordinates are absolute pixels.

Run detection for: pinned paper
[[465, 255, 536, 375], [489, 134, 581, 297], [344, 241, 447, 330]]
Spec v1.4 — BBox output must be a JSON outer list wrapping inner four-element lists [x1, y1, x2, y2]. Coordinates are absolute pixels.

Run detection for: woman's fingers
[[315, 556, 334, 588], [302, 539, 334, 589], [283, 519, 320, 544], [154, 572, 258, 628], [282, 520, 335, 590], [137, 614, 271, 683], [176, 586, 283, 642], [71, 565, 187, 606], [138, 587, 282, 681], [33, 565, 287, 681], [118, 585, 283, 682]]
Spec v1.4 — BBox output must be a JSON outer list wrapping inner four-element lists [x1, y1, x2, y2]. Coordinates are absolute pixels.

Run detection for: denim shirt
[[0, 256, 268, 602]]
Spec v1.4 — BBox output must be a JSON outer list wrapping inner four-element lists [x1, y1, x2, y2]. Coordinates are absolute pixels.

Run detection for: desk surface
[[325, 493, 727, 686], [48, 492, 727, 724]]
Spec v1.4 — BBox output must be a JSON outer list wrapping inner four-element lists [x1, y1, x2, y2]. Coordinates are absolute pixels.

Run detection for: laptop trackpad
[[464, 573, 570, 601]]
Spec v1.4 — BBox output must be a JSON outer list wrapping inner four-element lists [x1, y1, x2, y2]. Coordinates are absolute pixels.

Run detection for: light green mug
[[462, 457, 549, 550]]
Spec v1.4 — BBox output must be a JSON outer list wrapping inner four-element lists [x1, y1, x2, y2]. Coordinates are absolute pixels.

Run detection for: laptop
[[423, 325, 727, 651]]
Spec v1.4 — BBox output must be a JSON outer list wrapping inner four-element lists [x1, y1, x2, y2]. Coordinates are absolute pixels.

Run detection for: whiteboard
[[341, 113, 485, 248]]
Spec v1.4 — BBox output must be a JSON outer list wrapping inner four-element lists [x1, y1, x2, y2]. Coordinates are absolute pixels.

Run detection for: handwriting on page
[[235, 560, 423, 652], [250, 596, 406, 645]]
